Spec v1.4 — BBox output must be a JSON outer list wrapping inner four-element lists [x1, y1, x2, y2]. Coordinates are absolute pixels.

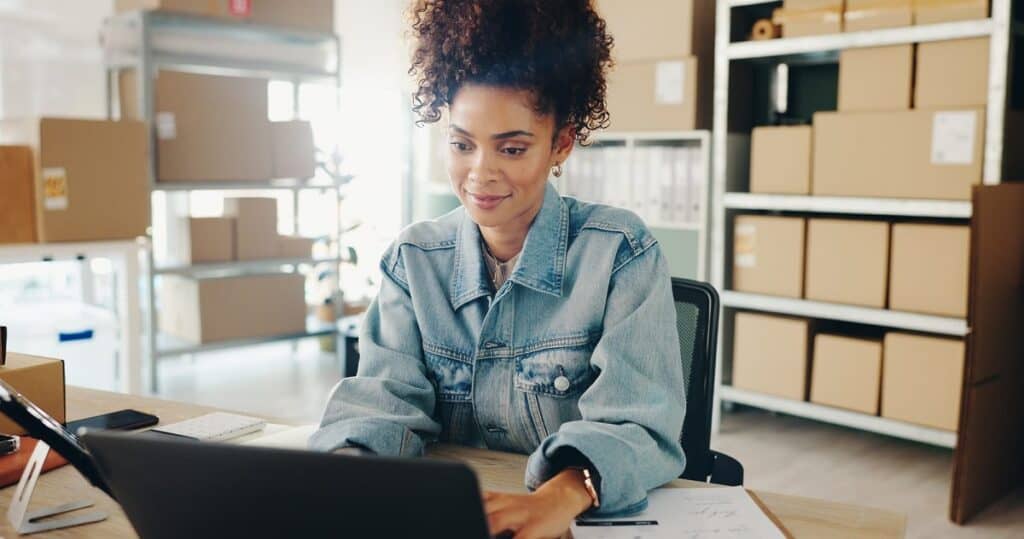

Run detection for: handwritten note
[[572, 487, 785, 539]]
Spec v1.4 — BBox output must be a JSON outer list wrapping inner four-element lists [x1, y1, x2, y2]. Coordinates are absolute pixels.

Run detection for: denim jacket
[[310, 183, 686, 516]]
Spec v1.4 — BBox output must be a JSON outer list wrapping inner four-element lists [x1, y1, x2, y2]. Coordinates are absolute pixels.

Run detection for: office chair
[[672, 277, 744, 486]]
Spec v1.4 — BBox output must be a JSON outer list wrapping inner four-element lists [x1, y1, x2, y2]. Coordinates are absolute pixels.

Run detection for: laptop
[[0, 380, 491, 538]]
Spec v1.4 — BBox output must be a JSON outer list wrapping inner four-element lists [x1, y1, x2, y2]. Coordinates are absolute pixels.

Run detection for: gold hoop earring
[[551, 163, 563, 178]]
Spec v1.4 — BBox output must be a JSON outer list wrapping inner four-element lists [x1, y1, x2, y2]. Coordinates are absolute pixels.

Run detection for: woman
[[310, 1, 686, 537]]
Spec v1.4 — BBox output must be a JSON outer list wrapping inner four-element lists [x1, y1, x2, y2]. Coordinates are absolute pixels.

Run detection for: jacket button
[[554, 376, 571, 392]]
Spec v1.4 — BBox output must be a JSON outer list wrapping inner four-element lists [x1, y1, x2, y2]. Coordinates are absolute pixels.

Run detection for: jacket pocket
[[423, 346, 473, 402], [513, 332, 598, 398]]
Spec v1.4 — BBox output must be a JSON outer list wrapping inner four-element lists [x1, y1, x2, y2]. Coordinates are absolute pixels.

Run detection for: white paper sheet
[[572, 487, 785, 539]]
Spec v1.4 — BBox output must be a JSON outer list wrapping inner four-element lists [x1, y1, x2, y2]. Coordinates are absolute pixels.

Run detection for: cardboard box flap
[[951, 183, 1024, 523]]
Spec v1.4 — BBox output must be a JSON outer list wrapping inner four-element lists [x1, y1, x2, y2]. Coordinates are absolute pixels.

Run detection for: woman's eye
[[449, 141, 471, 152], [501, 146, 527, 156]]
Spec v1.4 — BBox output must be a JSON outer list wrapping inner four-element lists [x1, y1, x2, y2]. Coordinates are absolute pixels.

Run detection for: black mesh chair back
[[672, 278, 743, 485]]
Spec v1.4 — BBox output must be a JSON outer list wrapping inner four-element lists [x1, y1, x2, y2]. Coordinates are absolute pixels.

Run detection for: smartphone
[[66, 409, 159, 434]]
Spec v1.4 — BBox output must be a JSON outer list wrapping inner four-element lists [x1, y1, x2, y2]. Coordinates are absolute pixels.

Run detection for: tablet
[[0, 379, 111, 496]]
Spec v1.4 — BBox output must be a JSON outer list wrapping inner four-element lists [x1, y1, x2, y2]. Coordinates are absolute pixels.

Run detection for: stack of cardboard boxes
[[771, 0, 988, 37], [600, 0, 715, 131], [732, 31, 985, 432], [0, 119, 150, 245]]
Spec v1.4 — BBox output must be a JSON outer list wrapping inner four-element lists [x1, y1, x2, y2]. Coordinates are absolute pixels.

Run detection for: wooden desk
[[0, 387, 906, 538]]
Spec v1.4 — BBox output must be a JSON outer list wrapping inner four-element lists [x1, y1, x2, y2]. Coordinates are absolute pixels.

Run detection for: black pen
[[575, 520, 659, 527]]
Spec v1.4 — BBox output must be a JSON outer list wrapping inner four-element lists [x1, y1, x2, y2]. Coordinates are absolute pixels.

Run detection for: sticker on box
[[655, 61, 686, 105], [931, 111, 976, 166], [735, 223, 757, 268], [41, 167, 68, 211], [156, 112, 177, 140]]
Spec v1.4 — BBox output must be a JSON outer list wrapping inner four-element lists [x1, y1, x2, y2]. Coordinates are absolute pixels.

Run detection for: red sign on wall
[[228, 0, 252, 17]]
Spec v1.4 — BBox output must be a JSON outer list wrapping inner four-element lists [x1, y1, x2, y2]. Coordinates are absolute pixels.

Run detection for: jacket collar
[[450, 183, 569, 310]]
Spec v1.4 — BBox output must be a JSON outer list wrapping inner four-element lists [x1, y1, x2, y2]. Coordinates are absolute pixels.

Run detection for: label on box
[[931, 111, 976, 165], [655, 61, 686, 105], [734, 223, 757, 268], [228, 0, 252, 17], [41, 167, 68, 211], [156, 112, 177, 140]]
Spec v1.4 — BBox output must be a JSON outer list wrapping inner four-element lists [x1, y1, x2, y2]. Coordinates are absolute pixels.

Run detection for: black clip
[[1, 326, 6, 366]]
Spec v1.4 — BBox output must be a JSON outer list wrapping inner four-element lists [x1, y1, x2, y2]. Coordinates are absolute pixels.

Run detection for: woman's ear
[[552, 125, 576, 165]]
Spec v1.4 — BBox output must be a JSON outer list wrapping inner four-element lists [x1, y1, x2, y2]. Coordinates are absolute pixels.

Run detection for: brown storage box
[[810, 334, 883, 414], [732, 215, 806, 298], [120, 70, 273, 183], [773, 0, 843, 37], [889, 223, 970, 317], [0, 146, 37, 244], [838, 45, 913, 111], [805, 219, 890, 308], [915, 0, 988, 24], [843, 0, 912, 32], [0, 353, 65, 436], [749, 126, 813, 194], [606, 56, 706, 131], [732, 312, 812, 400], [168, 217, 236, 265], [159, 274, 307, 344], [812, 109, 984, 200], [597, 0, 713, 61], [223, 198, 279, 260], [278, 236, 316, 259], [916, 38, 989, 109], [114, 0, 334, 33], [271, 121, 316, 179], [0, 118, 150, 243], [882, 332, 964, 430]]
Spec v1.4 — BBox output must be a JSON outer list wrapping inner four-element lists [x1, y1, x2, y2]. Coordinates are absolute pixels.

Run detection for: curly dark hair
[[408, 0, 614, 144]]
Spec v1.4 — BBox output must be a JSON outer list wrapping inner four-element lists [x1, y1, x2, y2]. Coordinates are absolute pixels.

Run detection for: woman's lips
[[466, 192, 510, 210]]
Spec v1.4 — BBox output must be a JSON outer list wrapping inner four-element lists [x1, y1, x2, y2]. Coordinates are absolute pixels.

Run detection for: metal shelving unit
[[710, 0, 1018, 446], [101, 10, 344, 392], [560, 130, 712, 279]]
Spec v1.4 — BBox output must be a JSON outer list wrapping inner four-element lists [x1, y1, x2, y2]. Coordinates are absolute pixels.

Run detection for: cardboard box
[[882, 332, 964, 431], [271, 121, 316, 180], [606, 56, 707, 131], [167, 217, 236, 265], [159, 274, 307, 344], [120, 70, 273, 183], [732, 312, 812, 400], [916, 38, 989, 108], [0, 118, 150, 243], [114, 0, 334, 33], [805, 219, 890, 308], [838, 45, 912, 111], [811, 334, 883, 414], [597, 0, 713, 62], [0, 146, 37, 244], [732, 215, 806, 298], [812, 109, 984, 200], [749, 126, 813, 194], [843, 0, 912, 32], [915, 0, 988, 24], [889, 223, 970, 317], [224, 198, 279, 260], [278, 236, 316, 259], [773, 0, 843, 37], [0, 353, 65, 436]]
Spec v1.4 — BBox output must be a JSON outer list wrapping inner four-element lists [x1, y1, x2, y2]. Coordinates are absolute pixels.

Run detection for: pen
[[575, 520, 659, 527]]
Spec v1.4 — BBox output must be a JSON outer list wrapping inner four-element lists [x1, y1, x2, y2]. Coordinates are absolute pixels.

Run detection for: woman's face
[[447, 84, 573, 230]]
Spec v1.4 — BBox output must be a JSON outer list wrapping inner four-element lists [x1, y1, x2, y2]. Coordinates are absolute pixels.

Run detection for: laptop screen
[[0, 379, 111, 496]]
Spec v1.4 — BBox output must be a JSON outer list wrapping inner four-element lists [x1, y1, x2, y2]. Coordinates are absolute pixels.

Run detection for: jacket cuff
[[308, 417, 426, 458], [524, 431, 649, 518]]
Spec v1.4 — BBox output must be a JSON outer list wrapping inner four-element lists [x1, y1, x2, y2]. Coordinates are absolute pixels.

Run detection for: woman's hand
[[483, 469, 594, 539]]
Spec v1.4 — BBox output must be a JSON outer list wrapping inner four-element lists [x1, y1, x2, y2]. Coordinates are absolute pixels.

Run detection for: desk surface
[[0, 387, 906, 538]]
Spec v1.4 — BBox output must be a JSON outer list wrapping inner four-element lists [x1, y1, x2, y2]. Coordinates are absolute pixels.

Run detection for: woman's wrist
[[537, 468, 596, 516]]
